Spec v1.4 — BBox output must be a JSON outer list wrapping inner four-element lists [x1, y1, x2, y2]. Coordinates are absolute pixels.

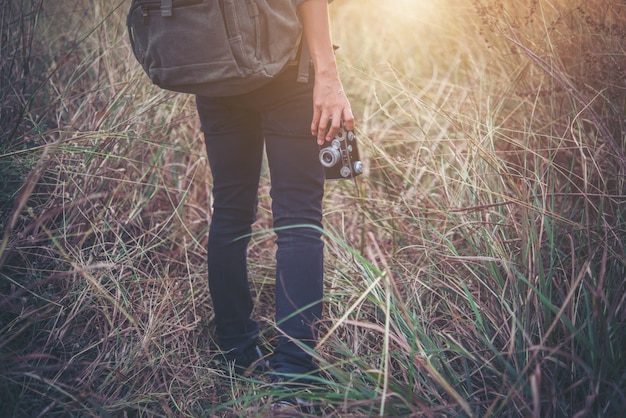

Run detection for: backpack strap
[[297, 37, 311, 84], [161, 0, 172, 17]]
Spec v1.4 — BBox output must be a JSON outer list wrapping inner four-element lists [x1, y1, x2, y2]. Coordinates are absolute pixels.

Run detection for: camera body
[[319, 127, 363, 180]]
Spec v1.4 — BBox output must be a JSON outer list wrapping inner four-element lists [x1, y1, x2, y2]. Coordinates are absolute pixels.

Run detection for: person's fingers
[[324, 113, 342, 142], [315, 108, 356, 145], [317, 113, 331, 145], [311, 105, 321, 137], [342, 106, 355, 132]]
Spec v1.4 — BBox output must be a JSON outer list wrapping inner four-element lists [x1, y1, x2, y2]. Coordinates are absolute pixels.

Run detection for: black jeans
[[196, 66, 325, 375]]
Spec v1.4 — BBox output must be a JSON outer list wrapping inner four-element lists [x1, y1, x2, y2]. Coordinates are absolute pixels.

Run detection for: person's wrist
[[314, 63, 340, 80], [311, 51, 338, 73]]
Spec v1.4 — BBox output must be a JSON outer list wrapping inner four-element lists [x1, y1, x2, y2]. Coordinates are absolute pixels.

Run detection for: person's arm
[[298, 0, 354, 145]]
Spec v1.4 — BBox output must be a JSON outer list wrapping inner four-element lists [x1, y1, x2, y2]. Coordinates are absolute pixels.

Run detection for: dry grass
[[1, 0, 625, 416]]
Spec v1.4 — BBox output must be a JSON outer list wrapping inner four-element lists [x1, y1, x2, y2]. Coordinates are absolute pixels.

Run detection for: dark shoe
[[221, 345, 269, 376], [267, 372, 322, 415], [270, 396, 317, 415]]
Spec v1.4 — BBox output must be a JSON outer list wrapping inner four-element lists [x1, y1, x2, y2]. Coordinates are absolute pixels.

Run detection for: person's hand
[[311, 71, 354, 145]]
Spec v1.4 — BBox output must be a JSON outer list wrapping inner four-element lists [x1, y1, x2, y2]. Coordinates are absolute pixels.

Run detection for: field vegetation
[[1, 0, 624, 416]]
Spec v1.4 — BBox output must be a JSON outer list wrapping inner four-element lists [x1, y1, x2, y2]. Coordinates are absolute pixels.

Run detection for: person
[[195, 0, 354, 383]]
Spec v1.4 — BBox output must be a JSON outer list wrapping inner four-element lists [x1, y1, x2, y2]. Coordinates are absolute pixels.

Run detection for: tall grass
[[1, 0, 624, 416]]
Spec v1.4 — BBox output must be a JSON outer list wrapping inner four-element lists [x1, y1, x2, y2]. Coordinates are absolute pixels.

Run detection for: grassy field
[[1, 0, 625, 416]]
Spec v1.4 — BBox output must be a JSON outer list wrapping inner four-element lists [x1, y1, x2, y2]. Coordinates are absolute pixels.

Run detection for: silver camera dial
[[319, 138, 342, 168], [353, 160, 364, 174]]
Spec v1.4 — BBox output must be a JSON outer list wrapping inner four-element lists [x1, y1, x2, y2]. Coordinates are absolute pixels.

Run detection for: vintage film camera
[[319, 127, 363, 180]]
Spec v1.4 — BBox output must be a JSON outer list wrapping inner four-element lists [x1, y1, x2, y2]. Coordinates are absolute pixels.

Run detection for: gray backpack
[[127, 0, 310, 96]]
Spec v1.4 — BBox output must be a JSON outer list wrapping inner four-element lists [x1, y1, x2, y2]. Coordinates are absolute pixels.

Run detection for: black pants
[[196, 66, 325, 375]]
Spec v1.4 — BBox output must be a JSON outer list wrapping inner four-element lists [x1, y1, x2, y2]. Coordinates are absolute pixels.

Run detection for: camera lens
[[319, 147, 340, 167]]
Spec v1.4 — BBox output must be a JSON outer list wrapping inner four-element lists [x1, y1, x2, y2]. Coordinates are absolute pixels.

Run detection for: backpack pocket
[[127, 0, 249, 94]]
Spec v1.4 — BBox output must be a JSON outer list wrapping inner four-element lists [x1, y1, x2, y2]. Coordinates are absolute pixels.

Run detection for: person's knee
[[210, 207, 256, 240]]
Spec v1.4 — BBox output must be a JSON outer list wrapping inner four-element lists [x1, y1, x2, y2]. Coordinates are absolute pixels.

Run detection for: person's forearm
[[299, 0, 354, 144], [299, 0, 338, 78]]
